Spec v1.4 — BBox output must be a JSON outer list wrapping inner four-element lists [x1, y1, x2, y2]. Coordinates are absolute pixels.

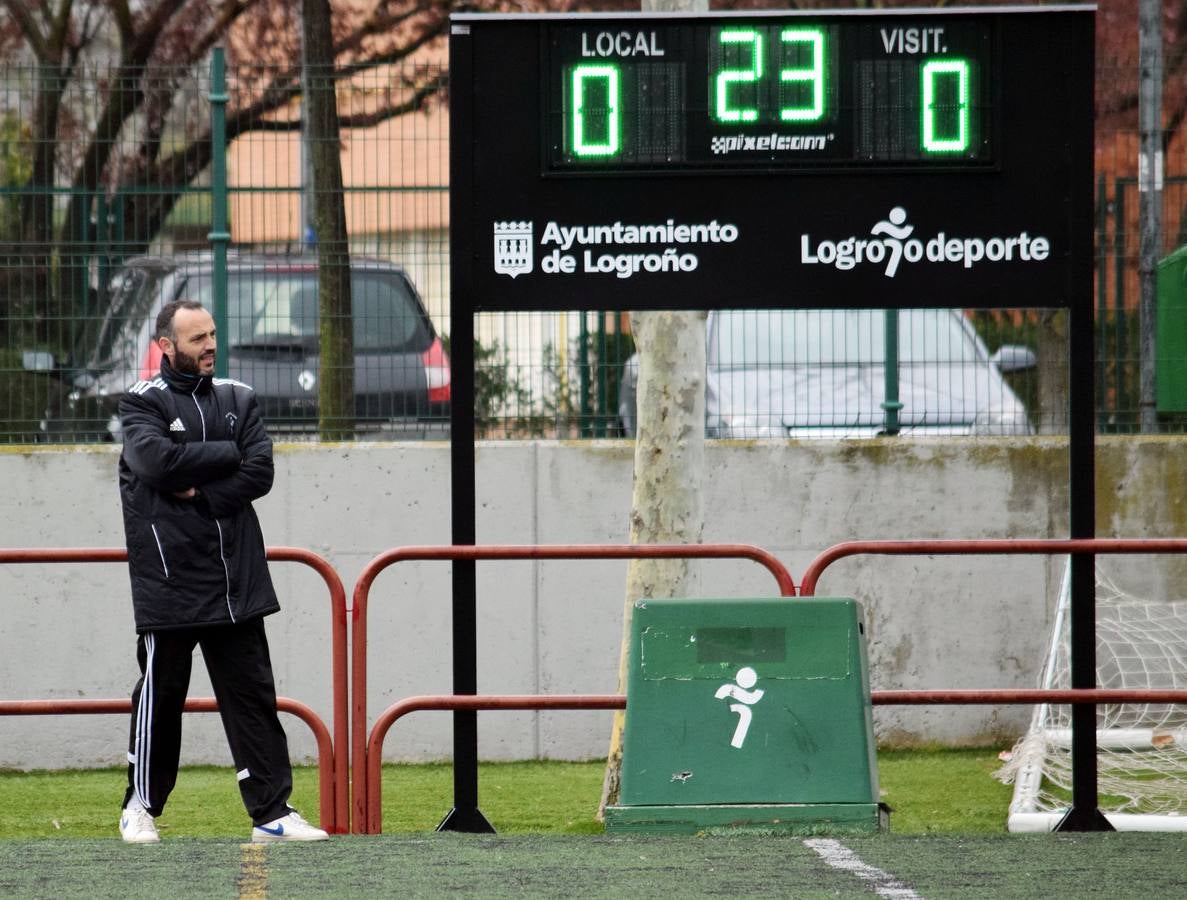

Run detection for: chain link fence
[[0, 15, 1183, 443]]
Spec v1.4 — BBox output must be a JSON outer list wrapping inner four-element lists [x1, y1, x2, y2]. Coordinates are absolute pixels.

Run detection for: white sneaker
[[119, 798, 160, 844], [251, 809, 328, 843]]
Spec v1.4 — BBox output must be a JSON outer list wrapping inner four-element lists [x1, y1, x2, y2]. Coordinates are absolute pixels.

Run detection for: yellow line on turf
[[237, 843, 268, 899]]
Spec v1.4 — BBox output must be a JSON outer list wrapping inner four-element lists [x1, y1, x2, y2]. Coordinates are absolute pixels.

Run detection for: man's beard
[[173, 346, 212, 375]]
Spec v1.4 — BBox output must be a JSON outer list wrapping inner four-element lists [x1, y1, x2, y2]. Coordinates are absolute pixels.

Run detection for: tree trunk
[[1037, 309, 1069, 434], [598, 308, 706, 817], [303, 0, 355, 440], [59, 72, 148, 324], [14, 67, 67, 343]]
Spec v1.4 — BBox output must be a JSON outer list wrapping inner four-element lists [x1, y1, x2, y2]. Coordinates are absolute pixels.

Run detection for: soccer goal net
[[997, 562, 1187, 832]]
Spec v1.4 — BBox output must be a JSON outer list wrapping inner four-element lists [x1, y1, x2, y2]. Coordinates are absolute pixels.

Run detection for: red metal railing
[[872, 689, 1187, 705], [350, 543, 795, 833], [364, 694, 623, 833], [0, 547, 349, 833], [0, 696, 334, 828], [799, 538, 1187, 596], [264, 546, 349, 832], [800, 538, 1187, 830]]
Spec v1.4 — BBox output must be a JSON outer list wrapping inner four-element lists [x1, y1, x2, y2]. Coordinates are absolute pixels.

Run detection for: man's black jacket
[[118, 357, 279, 632]]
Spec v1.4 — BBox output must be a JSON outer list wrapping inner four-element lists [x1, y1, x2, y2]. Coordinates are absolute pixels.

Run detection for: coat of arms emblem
[[493, 221, 533, 278]]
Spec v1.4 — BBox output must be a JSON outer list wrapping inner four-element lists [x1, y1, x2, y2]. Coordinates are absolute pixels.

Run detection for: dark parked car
[[24, 252, 450, 440]]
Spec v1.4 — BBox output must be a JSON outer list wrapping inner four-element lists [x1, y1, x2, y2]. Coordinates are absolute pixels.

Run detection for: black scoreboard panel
[[451, 7, 1094, 312], [546, 18, 994, 170]]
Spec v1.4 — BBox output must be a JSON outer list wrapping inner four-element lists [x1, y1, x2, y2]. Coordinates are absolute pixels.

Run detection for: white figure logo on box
[[715, 666, 764, 749]]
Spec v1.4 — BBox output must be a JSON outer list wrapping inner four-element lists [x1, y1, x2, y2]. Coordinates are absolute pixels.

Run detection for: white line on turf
[[803, 838, 922, 900]]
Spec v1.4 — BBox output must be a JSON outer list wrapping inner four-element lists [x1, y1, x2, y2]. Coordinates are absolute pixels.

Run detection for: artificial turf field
[[2, 757, 1185, 897], [1, 832, 1185, 898]]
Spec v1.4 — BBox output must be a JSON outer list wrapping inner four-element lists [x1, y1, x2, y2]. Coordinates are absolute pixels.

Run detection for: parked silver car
[[618, 309, 1036, 439]]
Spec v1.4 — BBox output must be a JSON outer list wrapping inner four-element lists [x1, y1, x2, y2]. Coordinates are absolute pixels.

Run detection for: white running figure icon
[[714, 666, 765, 749], [868, 206, 914, 278]]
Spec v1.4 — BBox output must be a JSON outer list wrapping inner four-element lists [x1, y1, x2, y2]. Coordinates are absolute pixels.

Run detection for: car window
[[351, 273, 425, 350], [87, 267, 161, 368], [708, 309, 987, 368], [180, 268, 428, 352]]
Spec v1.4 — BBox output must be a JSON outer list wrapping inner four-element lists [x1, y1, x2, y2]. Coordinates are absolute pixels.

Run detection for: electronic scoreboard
[[450, 7, 1093, 313]]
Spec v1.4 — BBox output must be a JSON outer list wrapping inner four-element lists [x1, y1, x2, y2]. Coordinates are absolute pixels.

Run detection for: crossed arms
[[119, 389, 274, 517]]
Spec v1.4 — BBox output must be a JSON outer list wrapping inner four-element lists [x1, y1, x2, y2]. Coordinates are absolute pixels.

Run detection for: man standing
[[116, 299, 327, 844]]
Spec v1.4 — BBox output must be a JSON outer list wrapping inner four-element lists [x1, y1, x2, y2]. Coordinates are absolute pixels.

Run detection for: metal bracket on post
[[436, 806, 495, 834], [1053, 806, 1115, 832], [208, 46, 231, 380]]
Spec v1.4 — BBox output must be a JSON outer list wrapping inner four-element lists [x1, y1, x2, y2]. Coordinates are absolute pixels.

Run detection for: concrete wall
[[1, 437, 1184, 770]]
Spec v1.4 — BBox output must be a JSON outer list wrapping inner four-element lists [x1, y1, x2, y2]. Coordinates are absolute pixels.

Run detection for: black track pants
[[122, 617, 293, 826]]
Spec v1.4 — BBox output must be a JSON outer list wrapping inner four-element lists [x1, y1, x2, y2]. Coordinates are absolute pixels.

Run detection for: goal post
[[999, 561, 1187, 831]]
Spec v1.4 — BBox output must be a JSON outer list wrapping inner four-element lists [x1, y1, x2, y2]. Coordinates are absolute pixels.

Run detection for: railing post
[[208, 46, 231, 379]]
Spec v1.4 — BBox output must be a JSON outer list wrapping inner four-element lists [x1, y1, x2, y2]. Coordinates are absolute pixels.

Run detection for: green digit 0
[[921, 59, 971, 153], [779, 28, 825, 122], [571, 64, 620, 157], [714, 29, 763, 124]]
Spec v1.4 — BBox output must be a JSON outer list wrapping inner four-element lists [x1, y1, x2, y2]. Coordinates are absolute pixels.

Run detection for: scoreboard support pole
[[441, 22, 495, 834], [1057, 52, 1112, 831], [1058, 285, 1113, 833]]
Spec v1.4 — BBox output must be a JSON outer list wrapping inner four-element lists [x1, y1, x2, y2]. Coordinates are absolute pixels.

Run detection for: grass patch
[[380, 760, 606, 834], [0, 765, 323, 839], [878, 746, 1013, 833], [0, 747, 1013, 838]]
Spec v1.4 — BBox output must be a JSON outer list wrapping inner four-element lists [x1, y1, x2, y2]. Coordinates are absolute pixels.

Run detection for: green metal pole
[[578, 313, 591, 436], [1114, 182, 1128, 428], [96, 192, 109, 314], [75, 190, 90, 322], [1096, 174, 1107, 418], [881, 309, 902, 435], [208, 47, 231, 379], [595, 312, 608, 437], [113, 191, 125, 252]]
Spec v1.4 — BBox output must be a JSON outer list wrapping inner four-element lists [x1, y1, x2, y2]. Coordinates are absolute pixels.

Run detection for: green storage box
[[605, 596, 885, 834]]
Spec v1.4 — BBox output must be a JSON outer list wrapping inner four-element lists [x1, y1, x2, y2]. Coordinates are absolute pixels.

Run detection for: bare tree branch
[[248, 68, 447, 131], [336, 4, 447, 60], [335, 18, 449, 77], [129, 0, 192, 63], [47, 0, 75, 56], [75, 1, 104, 52], [3, 0, 51, 59], [189, 1, 255, 65], [109, 0, 135, 49]]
